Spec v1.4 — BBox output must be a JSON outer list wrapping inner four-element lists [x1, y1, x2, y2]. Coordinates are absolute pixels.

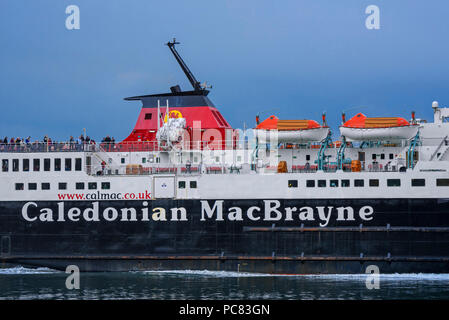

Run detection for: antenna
[[166, 38, 206, 92]]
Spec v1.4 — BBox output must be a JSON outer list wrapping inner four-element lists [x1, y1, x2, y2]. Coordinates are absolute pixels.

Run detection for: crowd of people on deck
[[0, 135, 117, 152], [100, 136, 116, 152]]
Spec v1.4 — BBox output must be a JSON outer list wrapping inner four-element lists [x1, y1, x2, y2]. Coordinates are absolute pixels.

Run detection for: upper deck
[[1, 138, 449, 202], [1, 132, 448, 177]]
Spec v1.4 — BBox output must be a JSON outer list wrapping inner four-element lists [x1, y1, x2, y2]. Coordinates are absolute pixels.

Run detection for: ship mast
[[166, 38, 208, 93]]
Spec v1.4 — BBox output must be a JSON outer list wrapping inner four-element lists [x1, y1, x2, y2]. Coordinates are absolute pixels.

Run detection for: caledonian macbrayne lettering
[[21, 200, 374, 226]]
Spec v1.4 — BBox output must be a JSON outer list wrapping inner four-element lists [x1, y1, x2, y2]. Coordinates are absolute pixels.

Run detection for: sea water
[[1, 266, 449, 300]]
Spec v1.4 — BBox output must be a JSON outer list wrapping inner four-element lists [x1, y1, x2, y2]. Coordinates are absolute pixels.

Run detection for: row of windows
[[372, 153, 395, 160], [292, 153, 394, 161], [15, 182, 111, 191], [178, 181, 197, 189], [2, 158, 82, 172], [288, 178, 449, 188]]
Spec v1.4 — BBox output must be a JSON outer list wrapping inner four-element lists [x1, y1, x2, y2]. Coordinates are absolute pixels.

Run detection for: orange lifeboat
[[254, 115, 329, 143], [339, 113, 418, 141]]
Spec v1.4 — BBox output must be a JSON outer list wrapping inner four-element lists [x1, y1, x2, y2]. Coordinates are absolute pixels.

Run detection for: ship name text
[[20, 200, 373, 226]]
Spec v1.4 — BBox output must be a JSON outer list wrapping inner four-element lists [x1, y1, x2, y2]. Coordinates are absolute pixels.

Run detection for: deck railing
[[1, 137, 446, 153], [0, 142, 90, 153], [84, 160, 402, 177], [85, 164, 208, 176], [0, 140, 249, 153]]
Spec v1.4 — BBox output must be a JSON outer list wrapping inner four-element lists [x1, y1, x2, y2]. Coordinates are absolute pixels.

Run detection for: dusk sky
[[1, 0, 449, 141]]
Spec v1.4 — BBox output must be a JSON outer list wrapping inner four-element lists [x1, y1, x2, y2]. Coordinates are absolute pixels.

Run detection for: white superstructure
[[1, 102, 449, 203]]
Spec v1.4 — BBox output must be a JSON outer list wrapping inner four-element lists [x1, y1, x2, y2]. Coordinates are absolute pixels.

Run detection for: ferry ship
[[1, 40, 449, 274]]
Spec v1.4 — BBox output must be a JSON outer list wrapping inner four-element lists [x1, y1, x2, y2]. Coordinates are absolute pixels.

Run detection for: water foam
[[138, 269, 281, 277], [301, 273, 449, 281], [0, 266, 59, 275], [138, 270, 449, 280]]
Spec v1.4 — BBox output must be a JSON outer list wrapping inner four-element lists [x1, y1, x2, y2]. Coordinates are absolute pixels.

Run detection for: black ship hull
[[1, 198, 449, 274]]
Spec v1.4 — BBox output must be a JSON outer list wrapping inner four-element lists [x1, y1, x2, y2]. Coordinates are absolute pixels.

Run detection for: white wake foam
[[301, 273, 449, 281], [0, 266, 59, 275], [138, 270, 449, 280], [138, 269, 281, 277]]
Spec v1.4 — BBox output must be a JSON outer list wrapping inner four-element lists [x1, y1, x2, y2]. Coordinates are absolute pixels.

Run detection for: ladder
[[430, 135, 448, 161]]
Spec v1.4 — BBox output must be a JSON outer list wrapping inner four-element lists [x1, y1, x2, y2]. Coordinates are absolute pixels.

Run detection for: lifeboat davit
[[339, 113, 418, 141], [254, 115, 330, 143]]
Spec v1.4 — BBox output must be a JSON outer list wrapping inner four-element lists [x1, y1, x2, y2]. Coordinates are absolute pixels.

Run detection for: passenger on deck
[[103, 135, 112, 151], [1, 137, 7, 152], [79, 135, 85, 151], [69, 136, 75, 150], [305, 162, 310, 172], [186, 160, 192, 173]]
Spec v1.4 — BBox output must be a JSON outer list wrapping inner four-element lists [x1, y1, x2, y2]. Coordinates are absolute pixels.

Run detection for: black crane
[[124, 39, 214, 103], [166, 38, 210, 94]]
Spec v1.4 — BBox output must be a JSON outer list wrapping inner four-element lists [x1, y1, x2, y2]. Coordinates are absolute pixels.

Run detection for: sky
[[1, 0, 449, 141]]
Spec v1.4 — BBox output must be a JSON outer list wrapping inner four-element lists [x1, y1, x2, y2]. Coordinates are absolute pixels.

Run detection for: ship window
[[54, 158, 61, 171], [44, 158, 50, 171], [412, 179, 425, 187], [28, 183, 37, 190], [12, 159, 19, 172], [178, 181, 186, 189], [101, 182, 110, 190], [380, 154, 385, 160], [372, 154, 377, 160], [306, 180, 315, 188], [190, 181, 197, 189], [330, 180, 339, 187], [88, 182, 97, 190], [144, 113, 152, 120], [23, 159, 29, 172], [2, 159, 8, 172], [75, 182, 84, 190], [142, 158, 146, 164], [58, 183, 67, 190], [121, 158, 125, 164], [215, 157, 220, 163], [65, 158, 72, 171], [15, 183, 24, 190], [306, 155, 311, 161], [341, 179, 350, 187], [156, 157, 160, 163], [318, 180, 326, 188], [389, 153, 394, 160], [436, 179, 449, 187], [33, 159, 40, 171], [387, 179, 401, 187], [41, 183, 50, 190], [75, 158, 82, 171], [354, 179, 364, 187], [288, 180, 298, 188], [369, 179, 379, 187]]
